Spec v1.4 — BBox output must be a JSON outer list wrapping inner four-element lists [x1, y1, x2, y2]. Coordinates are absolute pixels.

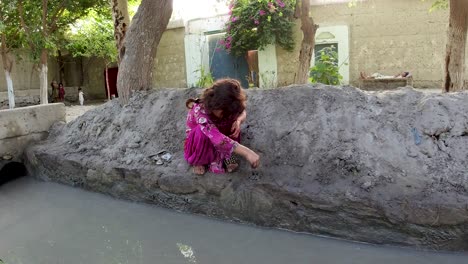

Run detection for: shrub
[[309, 46, 343, 85], [222, 0, 296, 57]]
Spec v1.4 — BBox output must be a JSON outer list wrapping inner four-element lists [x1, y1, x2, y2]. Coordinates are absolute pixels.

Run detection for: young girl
[[184, 79, 260, 175], [78, 87, 84, 106], [58, 83, 65, 102]]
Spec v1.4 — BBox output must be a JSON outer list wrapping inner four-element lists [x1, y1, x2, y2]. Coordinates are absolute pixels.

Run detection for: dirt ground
[[65, 102, 102, 122]]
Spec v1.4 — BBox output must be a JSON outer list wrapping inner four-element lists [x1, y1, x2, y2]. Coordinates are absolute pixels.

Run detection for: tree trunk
[[105, 65, 111, 100], [294, 0, 318, 84], [39, 49, 49, 104], [57, 50, 66, 84], [4, 70, 15, 109], [111, 0, 131, 63], [444, 0, 468, 92], [1, 34, 15, 109], [117, 0, 173, 105]]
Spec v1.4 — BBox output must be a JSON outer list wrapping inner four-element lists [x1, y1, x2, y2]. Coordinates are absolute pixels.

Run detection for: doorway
[[207, 33, 250, 88], [104, 67, 119, 98]]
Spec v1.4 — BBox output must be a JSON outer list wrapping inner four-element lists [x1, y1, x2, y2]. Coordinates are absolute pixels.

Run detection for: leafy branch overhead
[[16, 0, 109, 61], [65, 10, 117, 63]]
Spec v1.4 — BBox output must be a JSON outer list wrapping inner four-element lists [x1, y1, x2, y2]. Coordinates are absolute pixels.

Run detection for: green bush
[[195, 66, 214, 88], [309, 46, 343, 85], [222, 0, 295, 57]]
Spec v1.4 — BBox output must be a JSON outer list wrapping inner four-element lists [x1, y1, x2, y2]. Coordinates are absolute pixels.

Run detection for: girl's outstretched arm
[[234, 144, 260, 169]]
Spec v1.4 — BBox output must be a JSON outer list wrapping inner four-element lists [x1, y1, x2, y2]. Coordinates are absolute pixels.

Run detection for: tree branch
[[42, 0, 48, 36], [48, 0, 67, 33], [17, 0, 36, 49], [17, 0, 32, 36], [294, 0, 301, 18]]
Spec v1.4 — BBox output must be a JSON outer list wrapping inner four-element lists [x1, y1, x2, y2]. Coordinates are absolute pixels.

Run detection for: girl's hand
[[233, 144, 260, 169], [246, 151, 260, 169], [230, 120, 241, 138]]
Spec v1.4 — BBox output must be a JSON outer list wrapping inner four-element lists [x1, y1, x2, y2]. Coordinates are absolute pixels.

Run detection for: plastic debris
[[411, 128, 421, 145]]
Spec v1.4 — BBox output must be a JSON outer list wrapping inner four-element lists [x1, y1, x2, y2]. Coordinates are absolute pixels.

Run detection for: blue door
[[208, 34, 250, 88]]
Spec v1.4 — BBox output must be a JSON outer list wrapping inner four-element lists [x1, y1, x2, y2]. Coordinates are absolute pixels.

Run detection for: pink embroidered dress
[[184, 103, 240, 173]]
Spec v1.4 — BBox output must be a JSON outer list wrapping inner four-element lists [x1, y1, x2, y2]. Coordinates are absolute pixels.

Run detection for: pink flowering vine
[[276, 0, 285, 8]]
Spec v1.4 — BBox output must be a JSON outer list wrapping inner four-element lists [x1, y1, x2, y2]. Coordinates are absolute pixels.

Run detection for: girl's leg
[[184, 126, 220, 174], [193, 166, 206, 175]]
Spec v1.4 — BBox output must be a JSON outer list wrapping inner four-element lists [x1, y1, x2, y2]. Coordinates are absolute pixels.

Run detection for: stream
[[0, 177, 466, 264]]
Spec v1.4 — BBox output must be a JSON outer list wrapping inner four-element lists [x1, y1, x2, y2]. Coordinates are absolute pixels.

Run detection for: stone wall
[[277, 0, 453, 88], [153, 27, 187, 88], [0, 103, 65, 169]]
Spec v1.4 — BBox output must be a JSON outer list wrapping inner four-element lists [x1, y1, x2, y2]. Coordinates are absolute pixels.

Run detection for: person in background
[[50, 81, 59, 102], [78, 87, 84, 106], [58, 83, 65, 102]]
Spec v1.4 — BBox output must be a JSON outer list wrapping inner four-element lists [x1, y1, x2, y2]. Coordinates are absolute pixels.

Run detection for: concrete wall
[[83, 26, 187, 99], [0, 103, 65, 168], [277, 0, 453, 88], [0, 52, 60, 106], [153, 27, 187, 88]]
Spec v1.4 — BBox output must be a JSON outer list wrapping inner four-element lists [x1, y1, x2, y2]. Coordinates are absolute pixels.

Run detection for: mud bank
[[25, 85, 468, 251]]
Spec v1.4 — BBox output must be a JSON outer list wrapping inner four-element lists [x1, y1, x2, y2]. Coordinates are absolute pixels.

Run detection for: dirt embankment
[[25, 85, 468, 251]]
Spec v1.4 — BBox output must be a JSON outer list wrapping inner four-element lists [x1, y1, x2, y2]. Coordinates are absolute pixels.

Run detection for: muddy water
[[0, 177, 466, 264]]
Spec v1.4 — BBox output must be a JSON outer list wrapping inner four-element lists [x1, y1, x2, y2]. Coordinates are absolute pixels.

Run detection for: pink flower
[[231, 16, 239, 22], [254, 20, 260, 25], [259, 10, 266, 16], [276, 0, 285, 8], [219, 39, 225, 45], [268, 2, 276, 13], [227, 36, 233, 42], [228, 9, 232, 15], [226, 43, 231, 49]]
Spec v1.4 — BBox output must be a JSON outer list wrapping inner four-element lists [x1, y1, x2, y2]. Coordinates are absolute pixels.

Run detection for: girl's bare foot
[[227, 163, 238, 173], [192, 166, 206, 175]]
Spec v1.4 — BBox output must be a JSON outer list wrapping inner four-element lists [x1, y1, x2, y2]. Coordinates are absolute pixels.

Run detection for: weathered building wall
[[153, 27, 187, 88], [0, 54, 59, 92], [0, 55, 59, 109], [84, 58, 113, 100], [277, 0, 453, 88], [81, 26, 187, 100]]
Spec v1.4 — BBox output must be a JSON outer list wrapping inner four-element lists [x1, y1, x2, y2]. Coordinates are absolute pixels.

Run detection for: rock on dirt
[[24, 84, 468, 251]]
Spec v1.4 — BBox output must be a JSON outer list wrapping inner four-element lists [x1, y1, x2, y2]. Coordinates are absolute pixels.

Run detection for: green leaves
[[309, 46, 343, 85], [65, 10, 117, 63], [195, 66, 214, 88], [223, 0, 296, 57], [421, 0, 448, 12], [12, 0, 109, 61]]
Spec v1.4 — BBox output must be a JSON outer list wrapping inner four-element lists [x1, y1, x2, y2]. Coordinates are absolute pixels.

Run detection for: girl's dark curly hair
[[186, 79, 246, 120]]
